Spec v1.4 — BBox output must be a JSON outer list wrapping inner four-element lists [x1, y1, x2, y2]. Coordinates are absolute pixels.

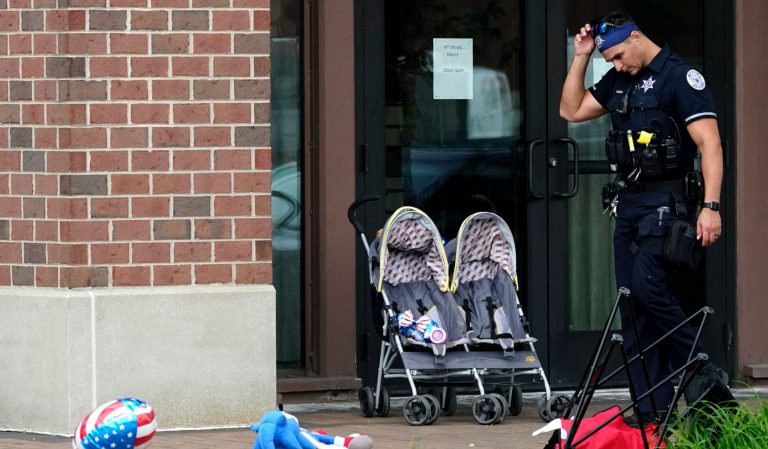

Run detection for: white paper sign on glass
[[433, 38, 473, 100], [591, 56, 613, 86]]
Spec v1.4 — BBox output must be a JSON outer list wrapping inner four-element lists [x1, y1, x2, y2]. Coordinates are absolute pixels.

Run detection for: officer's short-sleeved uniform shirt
[[589, 45, 717, 164]]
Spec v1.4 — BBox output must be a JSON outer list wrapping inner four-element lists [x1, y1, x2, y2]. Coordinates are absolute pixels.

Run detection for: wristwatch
[[702, 201, 720, 211]]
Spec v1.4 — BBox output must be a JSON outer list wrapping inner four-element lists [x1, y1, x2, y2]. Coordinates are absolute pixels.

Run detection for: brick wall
[[0, 1, 272, 288]]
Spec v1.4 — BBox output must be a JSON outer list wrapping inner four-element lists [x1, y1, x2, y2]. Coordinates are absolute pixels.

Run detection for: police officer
[[559, 12, 728, 422]]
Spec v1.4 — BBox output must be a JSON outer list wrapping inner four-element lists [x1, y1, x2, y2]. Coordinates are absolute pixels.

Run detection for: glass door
[[357, 0, 569, 386], [379, 0, 527, 243]]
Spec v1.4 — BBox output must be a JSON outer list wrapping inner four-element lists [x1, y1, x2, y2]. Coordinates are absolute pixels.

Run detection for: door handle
[[554, 137, 580, 198], [527, 139, 545, 199]]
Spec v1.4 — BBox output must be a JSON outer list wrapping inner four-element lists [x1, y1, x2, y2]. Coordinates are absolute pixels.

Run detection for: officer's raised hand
[[561, 23, 605, 123], [573, 23, 596, 56]]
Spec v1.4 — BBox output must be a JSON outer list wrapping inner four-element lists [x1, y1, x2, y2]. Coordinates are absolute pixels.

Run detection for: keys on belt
[[602, 168, 642, 219]]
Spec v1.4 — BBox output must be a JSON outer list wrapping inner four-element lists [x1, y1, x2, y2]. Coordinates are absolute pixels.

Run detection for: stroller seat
[[451, 213, 536, 350], [372, 210, 469, 350]]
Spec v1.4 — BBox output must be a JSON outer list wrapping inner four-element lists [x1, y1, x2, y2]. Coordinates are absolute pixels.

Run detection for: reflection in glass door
[[271, 0, 303, 371], [564, 44, 616, 332], [383, 0, 527, 287]]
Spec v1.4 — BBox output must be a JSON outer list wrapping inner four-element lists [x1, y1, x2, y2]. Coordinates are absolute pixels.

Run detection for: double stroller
[[348, 198, 556, 425]]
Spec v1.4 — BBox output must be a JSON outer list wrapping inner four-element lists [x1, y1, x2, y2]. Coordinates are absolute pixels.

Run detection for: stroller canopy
[[375, 207, 450, 293], [451, 212, 517, 293]]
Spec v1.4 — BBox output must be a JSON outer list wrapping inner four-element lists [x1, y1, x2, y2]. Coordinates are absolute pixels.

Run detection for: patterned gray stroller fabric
[[452, 214, 533, 349], [455, 217, 515, 284], [381, 218, 447, 288], [370, 207, 468, 348]]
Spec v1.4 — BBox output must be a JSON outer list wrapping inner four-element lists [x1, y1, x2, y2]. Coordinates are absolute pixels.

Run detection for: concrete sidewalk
[[2, 389, 765, 449], [0, 394, 569, 449]]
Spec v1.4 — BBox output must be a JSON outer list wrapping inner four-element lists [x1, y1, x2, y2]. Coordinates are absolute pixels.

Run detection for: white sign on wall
[[433, 38, 473, 100]]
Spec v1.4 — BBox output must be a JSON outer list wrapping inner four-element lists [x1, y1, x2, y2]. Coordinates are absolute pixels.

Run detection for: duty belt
[[627, 178, 689, 217], [627, 178, 686, 195]]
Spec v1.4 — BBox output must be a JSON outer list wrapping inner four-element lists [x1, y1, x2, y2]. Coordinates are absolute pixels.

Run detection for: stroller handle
[[347, 195, 381, 236]]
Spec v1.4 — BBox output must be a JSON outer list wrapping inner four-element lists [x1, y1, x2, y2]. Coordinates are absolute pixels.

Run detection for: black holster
[[685, 170, 705, 205]]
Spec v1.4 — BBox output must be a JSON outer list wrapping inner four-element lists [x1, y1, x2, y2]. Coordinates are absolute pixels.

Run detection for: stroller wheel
[[508, 385, 523, 416], [358, 387, 375, 418], [487, 393, 508, 424], [546, 393, 572, 420], [403, 395, 431, 426], [375, 386, 391, 417], [422, 394, 441, 425], [537, 393, 552, 422], [472, 395, 503, 425]]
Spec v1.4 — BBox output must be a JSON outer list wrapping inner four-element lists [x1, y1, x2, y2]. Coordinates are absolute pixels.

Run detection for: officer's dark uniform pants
[[614, 191, 703, 414]]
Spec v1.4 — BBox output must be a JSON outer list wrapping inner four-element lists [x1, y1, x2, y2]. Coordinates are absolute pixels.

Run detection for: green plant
[[666, 397, 768, 449]]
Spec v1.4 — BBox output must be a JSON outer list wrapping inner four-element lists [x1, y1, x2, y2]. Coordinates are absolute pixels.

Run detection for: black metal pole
[[565, 288, 629, 418], [596, 306, 713, 387], [625, 295, 659, 416], [617, 335, 651, 449], [568, 354, 708, 448]]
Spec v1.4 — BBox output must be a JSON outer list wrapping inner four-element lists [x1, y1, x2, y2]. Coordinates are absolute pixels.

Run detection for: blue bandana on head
[[594, 22, 639, 52]]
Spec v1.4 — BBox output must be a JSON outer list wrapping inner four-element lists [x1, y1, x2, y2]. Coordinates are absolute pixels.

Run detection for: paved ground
[[0, 393, 581, 449], [2, 388, 765, 449]]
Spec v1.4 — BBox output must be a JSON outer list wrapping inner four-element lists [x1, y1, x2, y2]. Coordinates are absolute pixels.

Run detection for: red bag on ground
[[541, 406, 665, 449]]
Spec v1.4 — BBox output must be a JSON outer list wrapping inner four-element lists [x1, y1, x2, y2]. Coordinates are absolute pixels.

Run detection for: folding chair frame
[[560, 287, 714, 449]]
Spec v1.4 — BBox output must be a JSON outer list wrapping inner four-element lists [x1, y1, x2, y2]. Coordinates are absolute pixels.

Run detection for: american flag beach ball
[[73, 398, 156, 449]]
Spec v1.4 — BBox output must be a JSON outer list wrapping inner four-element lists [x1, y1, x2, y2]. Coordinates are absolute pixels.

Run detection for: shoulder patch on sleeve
[[686, 69, 706, 90]]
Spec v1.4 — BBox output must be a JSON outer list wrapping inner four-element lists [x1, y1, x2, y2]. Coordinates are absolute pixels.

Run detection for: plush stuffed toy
[[251, 411, 374, 449], [311, 430, 374, 449], [395, 309, 447, 344]]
